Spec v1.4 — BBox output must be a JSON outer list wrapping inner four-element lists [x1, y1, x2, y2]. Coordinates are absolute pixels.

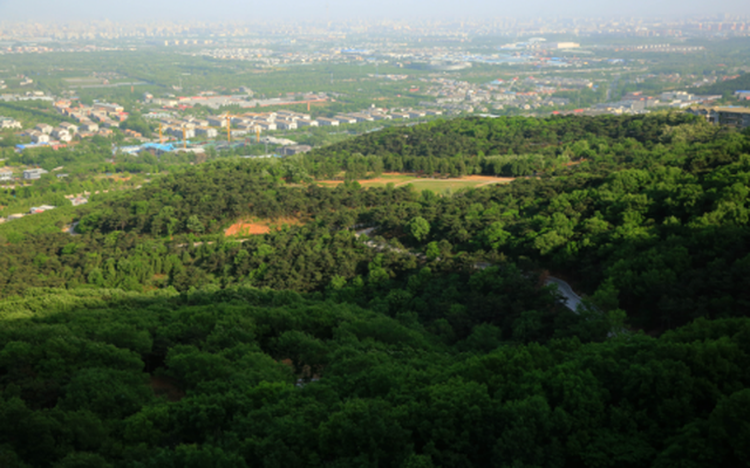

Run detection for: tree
[[186, 215, 204, 234], [408, 216, 430, 243]]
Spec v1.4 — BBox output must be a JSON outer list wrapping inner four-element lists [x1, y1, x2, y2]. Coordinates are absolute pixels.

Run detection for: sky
[[1, 0, 749, 22]]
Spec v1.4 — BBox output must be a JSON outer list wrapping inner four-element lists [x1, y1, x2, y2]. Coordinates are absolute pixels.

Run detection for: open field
[[313, 173, 514, 193]]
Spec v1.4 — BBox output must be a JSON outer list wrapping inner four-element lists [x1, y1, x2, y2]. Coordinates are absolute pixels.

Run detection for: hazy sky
[[1, 0, 749, 22]]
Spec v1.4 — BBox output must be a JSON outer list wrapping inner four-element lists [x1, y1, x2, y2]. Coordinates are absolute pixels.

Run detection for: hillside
[[2, 113, 750, 466], [692, 72, 750, 96], [1, 287, 749, 467]]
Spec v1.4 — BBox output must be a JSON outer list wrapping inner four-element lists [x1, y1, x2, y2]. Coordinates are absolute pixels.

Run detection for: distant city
[[1, 15, 750, 43]]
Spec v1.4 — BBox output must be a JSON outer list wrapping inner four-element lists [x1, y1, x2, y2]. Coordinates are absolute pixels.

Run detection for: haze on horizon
[[1, 0, 749, 23]]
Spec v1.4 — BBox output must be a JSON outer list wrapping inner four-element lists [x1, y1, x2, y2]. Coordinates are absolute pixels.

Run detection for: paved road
[[544, 277, 582, 313], [356, 227, 583, 314]]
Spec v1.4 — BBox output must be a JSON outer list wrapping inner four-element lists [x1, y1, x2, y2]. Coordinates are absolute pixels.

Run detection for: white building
[[296, 119, 319, 127], [0, 117, 21, 129], [334, 116, 357, 124], [317, 117, 340, 126], [23, 168, 48, 180], [35, 123, 54, 134], [196, 127, 218, 138], [59, 122, 78, 133], [29, 131, 50, 144], [80, 122, 99, 133], [0, 169, 12, 181], [276, 120, 298, 130], [52, 129, 72, 142]]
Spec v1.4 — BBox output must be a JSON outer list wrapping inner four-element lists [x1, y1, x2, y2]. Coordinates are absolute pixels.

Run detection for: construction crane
[[159, 122, 164, 145], [182, 126, 187, 151], [222, 113, 262, 145]]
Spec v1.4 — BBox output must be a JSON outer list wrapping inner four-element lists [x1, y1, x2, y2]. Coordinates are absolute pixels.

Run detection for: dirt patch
[[149, 375, 185, 402], [224, 217, 301, 237], [225, 222, 272, 236]]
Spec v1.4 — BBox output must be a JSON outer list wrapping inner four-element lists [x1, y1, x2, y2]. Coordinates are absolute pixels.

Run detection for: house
[[0, 117, 22, 129], [688, 106, 750, 129], [51, 129, 72, 143], [280, 144, 312, 156], [23, 168, 48, 180], [195, 127, 218, 138], [317, 117, 340, 126], [296, 119, 319, 127], [29, 205, 56, 214], [80, 122, 99, 133], [208, 116, 229, 127], [35, 123, 54, 134], [275, 120, 297, 130], [7, 213, 25, 221], [51, 129, 70, 140], [94, 103, 124, 114], [255, 122, 277, 131], [390, 112, 411, 119], [370, 113, 392, 121], [91, 112, 109, 123], [276, 110, 310, 120], [334, 116, 357, 124], [424, 109, 443, 116], [0, 168, 12, 181], [168, 127, 196, 139], [60, 122, 78, 133], [350, 113, 374, 123], [29, 131, 50, 144], [232, 116, 251, 125]]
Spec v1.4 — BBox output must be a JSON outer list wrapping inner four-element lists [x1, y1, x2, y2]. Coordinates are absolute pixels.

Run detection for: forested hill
[[2, 113, 750, 334], [1, 287, 749, 467], [3, 113, 750, 466], [301, 113, 702, 178]]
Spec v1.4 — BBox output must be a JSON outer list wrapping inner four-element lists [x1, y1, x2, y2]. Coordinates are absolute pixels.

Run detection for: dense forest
[[1, 287, 749, 467], [2, 113, 750, 466]]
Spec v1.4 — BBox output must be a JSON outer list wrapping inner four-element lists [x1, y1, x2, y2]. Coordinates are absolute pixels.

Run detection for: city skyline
[[1, 0, 750, 22]]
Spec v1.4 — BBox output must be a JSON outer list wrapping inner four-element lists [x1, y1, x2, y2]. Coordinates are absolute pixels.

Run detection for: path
[[356, 228, 582, 313]]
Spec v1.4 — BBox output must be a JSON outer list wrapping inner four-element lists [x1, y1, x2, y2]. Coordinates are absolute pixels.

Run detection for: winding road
[[544, 277, 583, 313], [355, 227, 583, 313]]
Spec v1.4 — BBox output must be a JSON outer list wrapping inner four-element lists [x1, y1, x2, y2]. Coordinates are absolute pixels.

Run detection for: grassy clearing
[[313, 173, 514, 193]]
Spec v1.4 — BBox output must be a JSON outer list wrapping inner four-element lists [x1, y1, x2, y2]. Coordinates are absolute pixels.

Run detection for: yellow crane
[[222, 113, 262, 144], [159, 122, 164, 145]]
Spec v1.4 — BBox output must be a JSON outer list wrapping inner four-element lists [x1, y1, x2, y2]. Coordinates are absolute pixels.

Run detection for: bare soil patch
[[224, 217, 302, 237]]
